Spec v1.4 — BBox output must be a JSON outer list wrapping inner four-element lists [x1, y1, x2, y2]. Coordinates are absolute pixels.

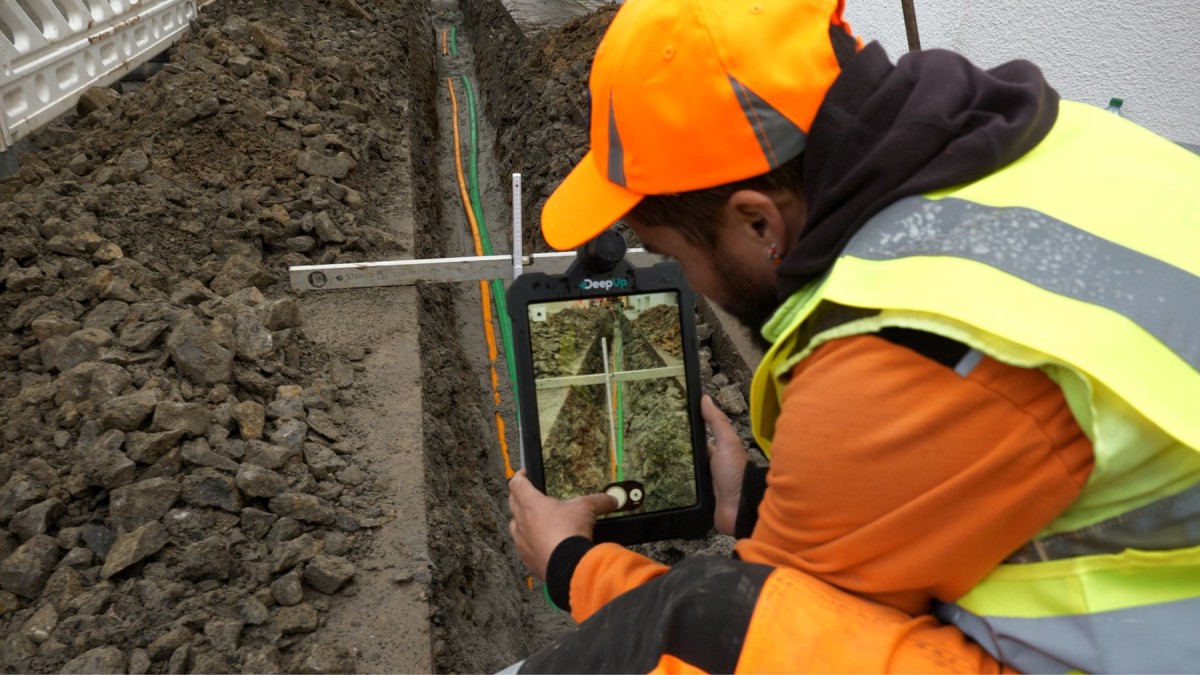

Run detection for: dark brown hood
[[776, 41, 1060, 299]]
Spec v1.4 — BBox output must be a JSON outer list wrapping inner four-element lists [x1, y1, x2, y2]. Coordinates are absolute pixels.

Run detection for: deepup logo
[[578, 277, 629, 292]]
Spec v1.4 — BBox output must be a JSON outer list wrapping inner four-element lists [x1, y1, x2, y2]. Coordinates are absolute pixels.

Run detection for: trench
[[416, 0, 576, 671], [417, 0, 760, 670]]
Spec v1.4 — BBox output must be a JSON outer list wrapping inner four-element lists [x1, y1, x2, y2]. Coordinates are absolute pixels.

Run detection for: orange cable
[[480, 280, 502, 405], [447, 78, 484, 256], [447, 77, 515, 478], [607, 306, 618, 480], [610, 386, 618, 481], [612, 353, 617, 479]]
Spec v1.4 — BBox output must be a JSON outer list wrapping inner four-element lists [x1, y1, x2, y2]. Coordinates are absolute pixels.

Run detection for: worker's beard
[[710, 255, 779, 351]]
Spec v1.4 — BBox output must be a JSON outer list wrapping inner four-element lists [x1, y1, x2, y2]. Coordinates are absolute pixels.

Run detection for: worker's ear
[[723, 189, 789, 251]]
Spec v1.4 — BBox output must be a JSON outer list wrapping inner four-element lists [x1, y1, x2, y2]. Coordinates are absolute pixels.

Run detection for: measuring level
[[289, 249, 666, 292]]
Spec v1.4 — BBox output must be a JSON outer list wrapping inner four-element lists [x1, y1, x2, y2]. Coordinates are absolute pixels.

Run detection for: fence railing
[[1, 0, 198, 152]]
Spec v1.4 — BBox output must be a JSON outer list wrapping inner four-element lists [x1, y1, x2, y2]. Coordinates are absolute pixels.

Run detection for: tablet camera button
[[605, 485, 628, 509]]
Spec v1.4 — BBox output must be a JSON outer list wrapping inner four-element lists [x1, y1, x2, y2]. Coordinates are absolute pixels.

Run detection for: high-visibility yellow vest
[[749, 100, 1200, 673]]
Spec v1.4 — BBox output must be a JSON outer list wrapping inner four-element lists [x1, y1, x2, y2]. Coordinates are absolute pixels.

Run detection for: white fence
[[1, 0, 198, 152]]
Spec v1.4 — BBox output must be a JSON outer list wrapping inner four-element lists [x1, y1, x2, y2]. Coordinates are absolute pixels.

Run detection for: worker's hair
[[626, 150, 806, 253], [625, 25, 856, 252]]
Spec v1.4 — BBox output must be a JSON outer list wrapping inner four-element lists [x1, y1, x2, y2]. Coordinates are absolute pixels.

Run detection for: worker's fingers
[[508, 470, 537, 504], [509, 470, 552, 514], [702, 395, 744, 457], [575, 491, 619, 518], [702, 396, 747, 536], [507, 470, 613, 581], [511, 470, 616, 520]]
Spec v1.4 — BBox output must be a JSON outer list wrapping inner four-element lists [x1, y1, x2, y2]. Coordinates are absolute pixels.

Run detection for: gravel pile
[[0, 0, 426, 671]]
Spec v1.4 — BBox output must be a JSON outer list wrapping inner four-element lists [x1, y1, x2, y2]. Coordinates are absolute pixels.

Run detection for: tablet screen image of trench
[[529, 292, 697, 516]]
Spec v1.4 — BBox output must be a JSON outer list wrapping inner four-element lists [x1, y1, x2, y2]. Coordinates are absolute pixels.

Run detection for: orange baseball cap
[[541, 0, 857, 251]]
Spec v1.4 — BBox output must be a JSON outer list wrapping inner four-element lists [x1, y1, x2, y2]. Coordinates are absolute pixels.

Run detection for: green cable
[[615, 328, 624, 481], [450, 33, 537, 603], [460, 75, 486, 248], [491, 277, 519, 411], [459, 74, 521, 415], [542, 582, 562, 612]]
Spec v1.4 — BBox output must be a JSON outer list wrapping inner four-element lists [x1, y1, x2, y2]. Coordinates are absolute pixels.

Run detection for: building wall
[[842, 0, 1200, 146]]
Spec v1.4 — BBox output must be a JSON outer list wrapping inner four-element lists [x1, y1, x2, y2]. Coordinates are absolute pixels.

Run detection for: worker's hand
[[703, 395, 747, 536], [508, 470, 618, 581]]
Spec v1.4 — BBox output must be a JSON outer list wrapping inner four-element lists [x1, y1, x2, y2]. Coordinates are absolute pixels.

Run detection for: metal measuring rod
[[288, 174, 664, 292]]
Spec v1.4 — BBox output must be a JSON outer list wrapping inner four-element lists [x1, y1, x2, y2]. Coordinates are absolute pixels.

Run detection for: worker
[[506, 0, 1200, 671]]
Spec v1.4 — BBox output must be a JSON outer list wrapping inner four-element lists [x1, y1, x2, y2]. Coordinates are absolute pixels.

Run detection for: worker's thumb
[[580, 491, 619, 517], [508, 469, 535, 497]]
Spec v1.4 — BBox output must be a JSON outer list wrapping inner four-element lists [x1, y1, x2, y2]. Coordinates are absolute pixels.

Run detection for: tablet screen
[[527, 292, 698, 517]]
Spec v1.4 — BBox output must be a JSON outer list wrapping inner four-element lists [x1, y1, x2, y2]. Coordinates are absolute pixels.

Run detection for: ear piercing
[[768, 242, 782, 263]]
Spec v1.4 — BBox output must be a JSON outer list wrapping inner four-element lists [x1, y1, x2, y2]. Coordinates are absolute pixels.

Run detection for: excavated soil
[[0, 0, 757, 672], [1, 0, 432, 671]]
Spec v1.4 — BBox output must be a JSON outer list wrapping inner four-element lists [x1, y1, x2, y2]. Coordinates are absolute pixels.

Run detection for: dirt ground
[[0, 0, 755, 672]]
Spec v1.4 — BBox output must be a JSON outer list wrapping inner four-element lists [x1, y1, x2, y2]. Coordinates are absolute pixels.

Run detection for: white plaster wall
[[843, 0, 1200, 146]]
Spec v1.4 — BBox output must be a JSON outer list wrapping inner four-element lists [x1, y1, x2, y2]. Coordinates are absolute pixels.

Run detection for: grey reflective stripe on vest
[[607, 93, 626, 187], [727, 76, 807, 168], [936, 596, 1200, 673], [843, 197, 1200, 372], [1007, 480, 1200, 563]]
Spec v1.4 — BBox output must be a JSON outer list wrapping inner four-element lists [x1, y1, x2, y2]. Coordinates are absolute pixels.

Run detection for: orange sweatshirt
[[568, 334, 1094, 622]]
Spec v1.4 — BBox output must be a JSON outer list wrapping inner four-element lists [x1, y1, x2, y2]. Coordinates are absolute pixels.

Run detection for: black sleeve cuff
[[545, 535, 594, 612], [733, 462, 769, 539]]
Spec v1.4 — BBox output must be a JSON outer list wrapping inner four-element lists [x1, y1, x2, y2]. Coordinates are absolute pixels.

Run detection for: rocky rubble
[[0, 0, 427, 671], [529, 306, 607, 379], [633, 304, 685, 361]]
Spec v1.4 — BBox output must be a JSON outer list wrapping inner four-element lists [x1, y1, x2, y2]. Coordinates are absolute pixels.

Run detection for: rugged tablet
[[506, 231, 714, 545]]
